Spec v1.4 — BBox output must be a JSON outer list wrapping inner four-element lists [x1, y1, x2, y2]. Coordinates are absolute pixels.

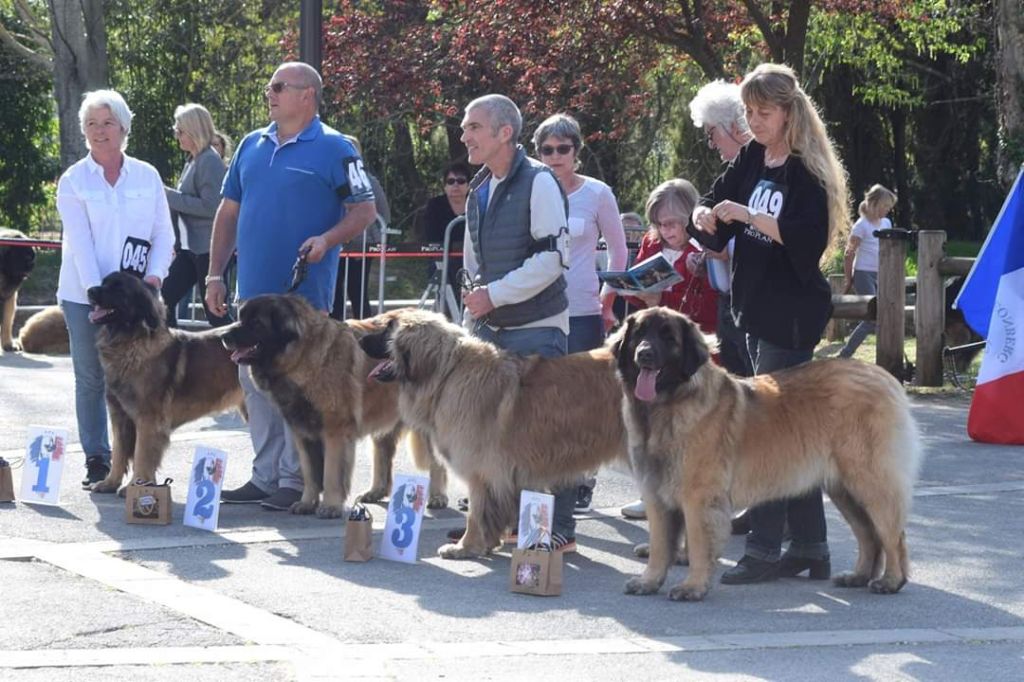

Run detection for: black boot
[[779, 553, 831, 580], [720, 555, 780, 585]]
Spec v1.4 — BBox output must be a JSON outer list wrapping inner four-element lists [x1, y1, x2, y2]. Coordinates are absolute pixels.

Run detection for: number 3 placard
[[21, 427, 69, 506], [379, 473, 430, 563], [183, 446, 227, 531]]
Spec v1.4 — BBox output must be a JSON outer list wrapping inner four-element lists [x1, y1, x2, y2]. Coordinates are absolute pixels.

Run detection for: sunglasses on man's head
[[539, 144, 575, 157], [445, 177, 468, 186]]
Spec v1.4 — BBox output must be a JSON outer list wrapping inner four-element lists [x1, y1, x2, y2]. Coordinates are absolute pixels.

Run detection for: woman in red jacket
[[625, 179, 718, 334]]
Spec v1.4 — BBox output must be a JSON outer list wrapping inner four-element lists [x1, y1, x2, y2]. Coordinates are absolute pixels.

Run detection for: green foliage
[[0, 41, 59, 233], [105, 0, 295, 181]]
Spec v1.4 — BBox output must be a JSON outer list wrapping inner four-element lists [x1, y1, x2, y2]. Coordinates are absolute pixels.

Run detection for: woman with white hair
[[56, 89, 175, 489], [162, 103, 230, 328]]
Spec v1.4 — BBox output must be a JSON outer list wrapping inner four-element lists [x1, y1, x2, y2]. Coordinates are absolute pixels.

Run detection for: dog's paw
[[357, 487, 387, 504], [427, 493, 448, 510], [624, 575, 661, 596], [832, 571, 870, 588], [1, 342, 15, 353], [90, 478, 120, 494], [438, 542, 480, 560], [316, 504, 346, 519], [289, 501, 318, 515], [667, 581, 708, 602], [868, 576, 906, 594]]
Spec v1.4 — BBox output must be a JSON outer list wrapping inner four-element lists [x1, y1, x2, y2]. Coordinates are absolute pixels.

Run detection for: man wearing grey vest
[[454, 94, 578, 553]]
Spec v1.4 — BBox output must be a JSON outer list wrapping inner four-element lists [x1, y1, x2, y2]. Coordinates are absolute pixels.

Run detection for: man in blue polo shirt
[[205, 61, 376, 511]]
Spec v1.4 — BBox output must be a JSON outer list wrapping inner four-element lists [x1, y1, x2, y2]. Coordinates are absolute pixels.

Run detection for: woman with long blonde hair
[[690, 63, 852, 586]]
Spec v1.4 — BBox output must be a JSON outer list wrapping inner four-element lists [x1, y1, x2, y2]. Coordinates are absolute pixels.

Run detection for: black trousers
[[331, 256, 373, 320], [161, 251, 233, 328]]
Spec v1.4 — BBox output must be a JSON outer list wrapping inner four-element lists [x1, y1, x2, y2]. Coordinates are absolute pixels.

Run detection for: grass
[[814, 326, 981, 399]]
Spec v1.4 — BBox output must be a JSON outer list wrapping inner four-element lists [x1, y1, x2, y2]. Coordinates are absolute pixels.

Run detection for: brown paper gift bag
[[0, 457, 14, 503], [509, 533, 563, 596], [343, 505, 374, 562], [125, 478, 172, 525]]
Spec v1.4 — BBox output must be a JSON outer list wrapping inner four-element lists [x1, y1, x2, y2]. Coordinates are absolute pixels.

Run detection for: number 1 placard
[[378, 473, 430, 563], [183, 446, 227, 531], [20, 427, 69, 506]]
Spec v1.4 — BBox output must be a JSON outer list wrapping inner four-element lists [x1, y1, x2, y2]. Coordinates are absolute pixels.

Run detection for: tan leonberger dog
[[609, 307, 922, 601], [86, 272, 245, 492], [359, 308, 628, 559], [1, 227, 36, 352], [221, 296, 447, 518], [17, 306, 70, 355]]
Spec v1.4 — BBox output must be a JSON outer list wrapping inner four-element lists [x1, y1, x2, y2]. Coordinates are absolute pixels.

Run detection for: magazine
[[598, 252, 682, 295]]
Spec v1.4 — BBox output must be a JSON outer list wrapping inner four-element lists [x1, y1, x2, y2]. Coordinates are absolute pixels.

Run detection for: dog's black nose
[[636, 342, 656, 365]]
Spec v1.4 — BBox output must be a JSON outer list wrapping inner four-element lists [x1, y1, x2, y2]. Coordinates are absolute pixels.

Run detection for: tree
[[0, 0, 109, 170], [995, 0, 1024, 184]]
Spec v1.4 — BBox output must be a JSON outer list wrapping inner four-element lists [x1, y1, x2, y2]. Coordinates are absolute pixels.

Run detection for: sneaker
[[260, 487, 303, 511], [574, 484, 593, 513], [456, 496, 469, 512], [221, 481, 270, 504], [446, 526, 466, 541], [620, 499, 646, 520], [551, 532, 576, 554], [81, 456, 110, 489]]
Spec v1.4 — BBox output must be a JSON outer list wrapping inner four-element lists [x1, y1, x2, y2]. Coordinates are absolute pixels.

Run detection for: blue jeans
[[839, 270, 878, 358], [742, 335, 829, 562], [473, 322, 577, 538], [568, 314, 604, 354], [61, 300, 111, 463]]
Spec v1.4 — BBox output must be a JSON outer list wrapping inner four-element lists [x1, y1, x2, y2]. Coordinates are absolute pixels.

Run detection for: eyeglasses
[[171, 125, 183, 136], [704, 126, 718, 148], [539, 143, 575, 157], [652, 218, 686, 231], [445, 177, 468, 186], [264, 81, 306, 96]]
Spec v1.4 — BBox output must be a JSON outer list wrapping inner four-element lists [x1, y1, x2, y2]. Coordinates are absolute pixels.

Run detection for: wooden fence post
[[826, 274, 847, 341], [915, 231, 946, 386], [876, 229, 910, 380]]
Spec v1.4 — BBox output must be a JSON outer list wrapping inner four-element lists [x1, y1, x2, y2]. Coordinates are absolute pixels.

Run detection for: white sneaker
[[621, 499, 646, 519]]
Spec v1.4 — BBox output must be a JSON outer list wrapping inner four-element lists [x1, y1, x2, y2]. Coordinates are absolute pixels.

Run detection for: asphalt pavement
[[1, 352, 1023, 681]]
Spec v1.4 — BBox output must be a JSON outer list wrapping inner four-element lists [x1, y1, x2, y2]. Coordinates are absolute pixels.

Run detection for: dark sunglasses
[[445, 177, 468, 186], [264, 81, 304, 96], [539, 143, 575, 157]]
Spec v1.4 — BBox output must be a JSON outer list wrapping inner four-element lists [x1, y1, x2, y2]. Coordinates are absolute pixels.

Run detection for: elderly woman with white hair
[[56, 89, 174, 488]]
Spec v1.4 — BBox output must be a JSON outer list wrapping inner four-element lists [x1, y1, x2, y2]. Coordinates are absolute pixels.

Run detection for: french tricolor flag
[[955, 167, 1024, 444]]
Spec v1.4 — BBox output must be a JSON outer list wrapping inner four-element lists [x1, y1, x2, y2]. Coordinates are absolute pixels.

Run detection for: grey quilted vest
[[467, 146, 568, 327]]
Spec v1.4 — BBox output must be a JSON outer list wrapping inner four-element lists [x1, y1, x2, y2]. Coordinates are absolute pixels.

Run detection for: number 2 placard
[[183, 446, 227, 531], [20, 427, 69, 506], [379, 473, 430, 563]]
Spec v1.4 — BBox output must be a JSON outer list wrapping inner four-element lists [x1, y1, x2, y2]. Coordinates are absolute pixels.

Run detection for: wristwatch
[[204, 275, 223, 285]]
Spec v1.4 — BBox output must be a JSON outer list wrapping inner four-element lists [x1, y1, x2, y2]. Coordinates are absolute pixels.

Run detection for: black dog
[[1, 228, 37, 352]]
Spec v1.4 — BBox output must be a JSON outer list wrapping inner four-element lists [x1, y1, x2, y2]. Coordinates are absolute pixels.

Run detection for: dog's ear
[[609, 315, 635, 374], [678, 317, 710, 379]]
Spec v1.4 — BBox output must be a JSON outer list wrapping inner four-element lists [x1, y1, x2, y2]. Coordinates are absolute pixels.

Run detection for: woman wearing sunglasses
[[533, 112, 628, 513], [418, 161, 472, 316]]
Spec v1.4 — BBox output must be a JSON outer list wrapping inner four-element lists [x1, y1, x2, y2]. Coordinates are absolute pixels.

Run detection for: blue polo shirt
[[222, 116, 374, 311]]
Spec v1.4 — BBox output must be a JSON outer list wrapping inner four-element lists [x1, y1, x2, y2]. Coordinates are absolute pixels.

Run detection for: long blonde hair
[[859, 184, 897, 222], [740, 64, 851, 260]]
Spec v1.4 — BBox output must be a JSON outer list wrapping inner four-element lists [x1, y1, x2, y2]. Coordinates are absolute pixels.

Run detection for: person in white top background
[[533, 112, 627, 513], [55, 89, 175, 489], [839, 184, 897, 358]]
